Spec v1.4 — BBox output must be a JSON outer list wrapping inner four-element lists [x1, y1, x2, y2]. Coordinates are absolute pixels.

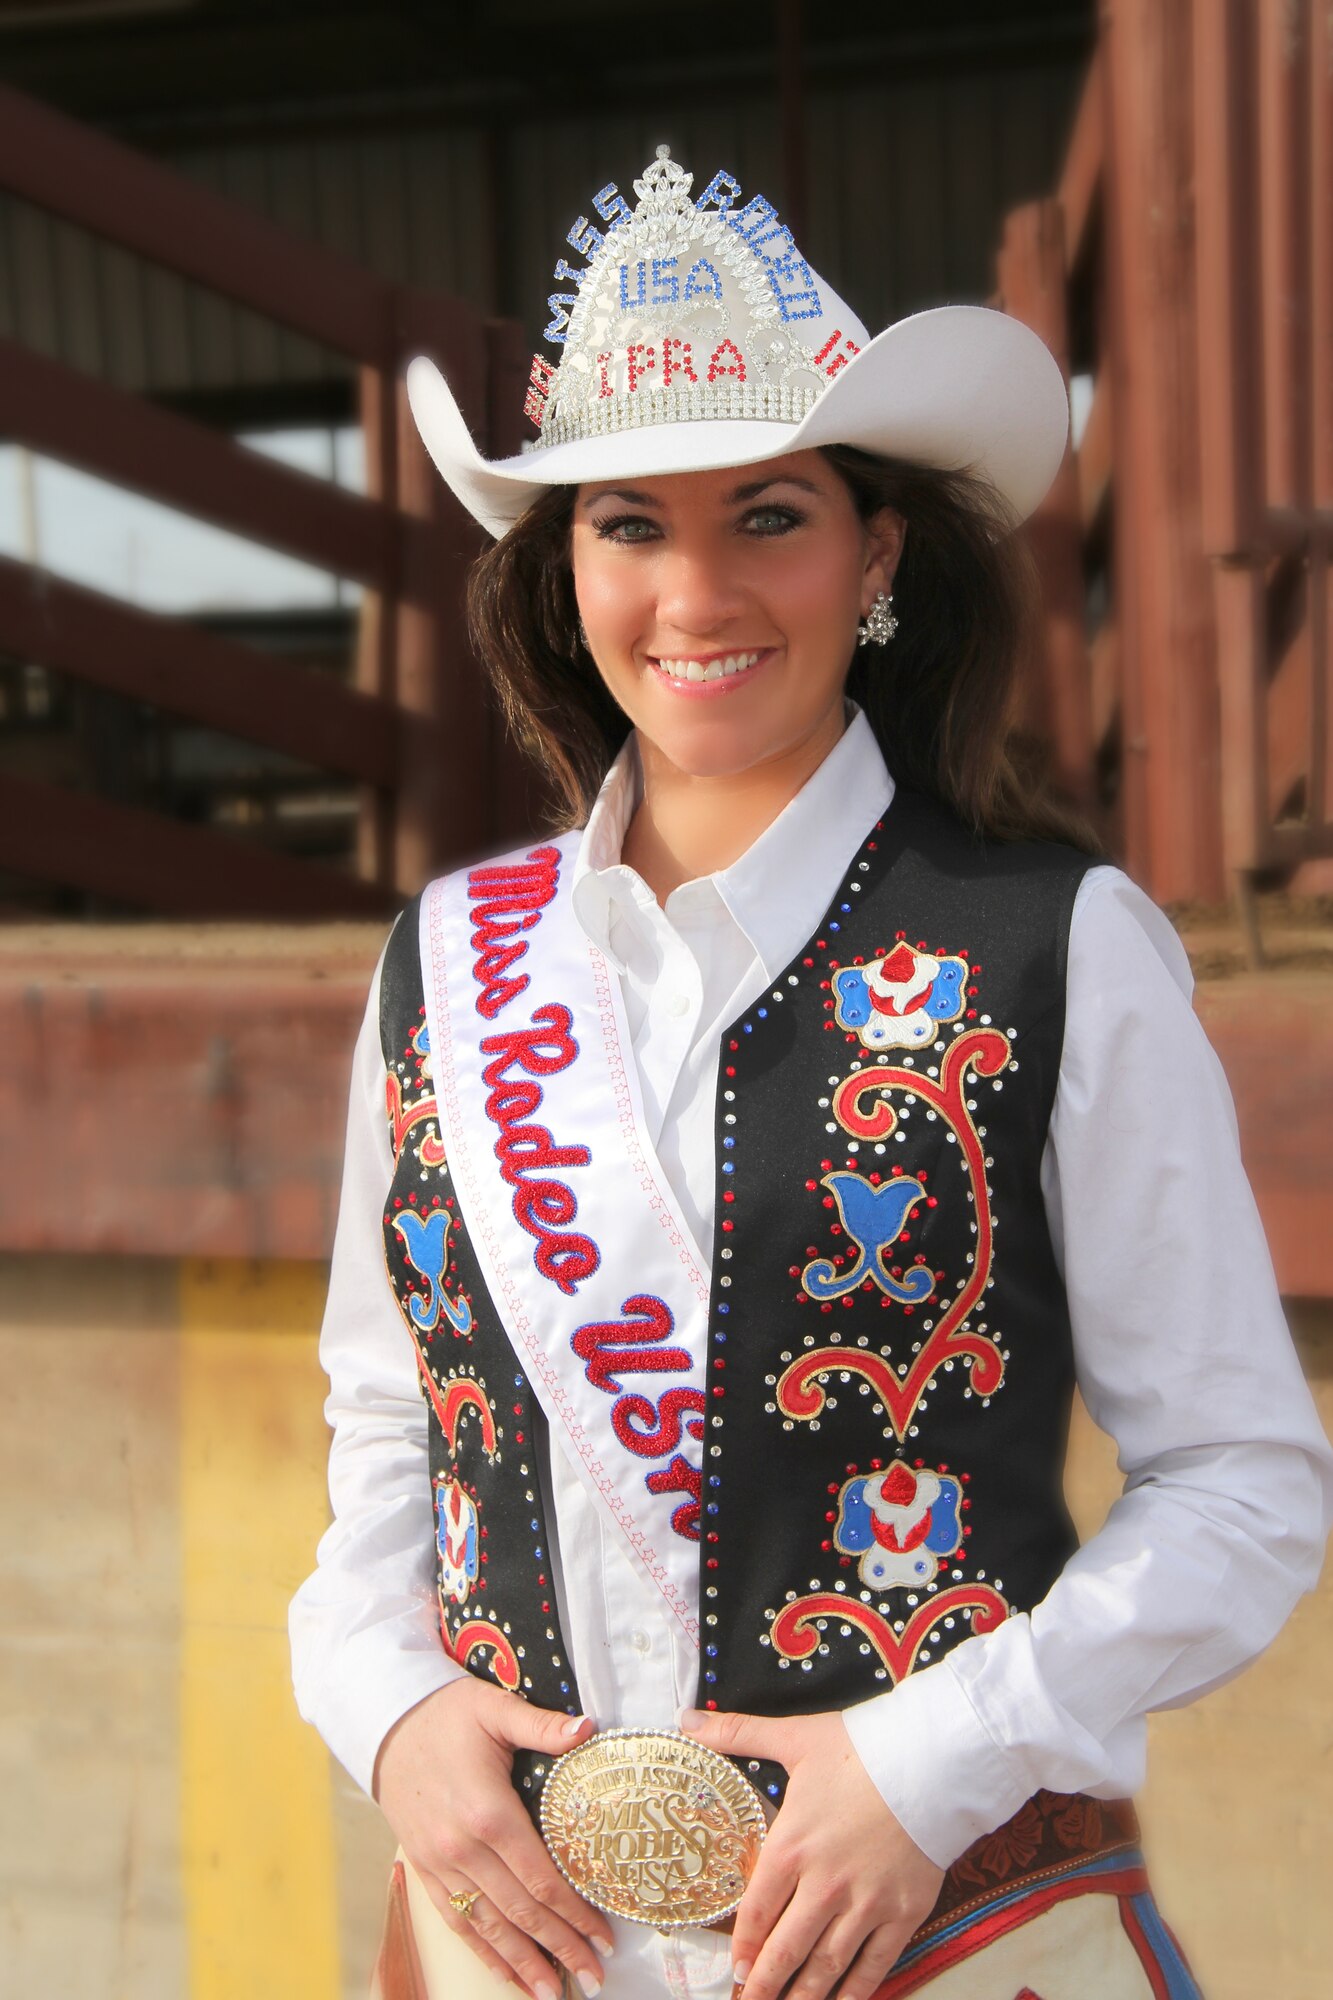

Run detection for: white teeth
[[653, 650, 763, 680]]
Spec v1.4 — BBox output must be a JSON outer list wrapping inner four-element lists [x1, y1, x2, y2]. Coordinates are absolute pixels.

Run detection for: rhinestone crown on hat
[[521, 146, 869, 453]]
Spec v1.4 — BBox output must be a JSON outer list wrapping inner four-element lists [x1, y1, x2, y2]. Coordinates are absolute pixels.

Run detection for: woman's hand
[[374, 1677, 616, 2000], [679, 1706, 945, 2000]]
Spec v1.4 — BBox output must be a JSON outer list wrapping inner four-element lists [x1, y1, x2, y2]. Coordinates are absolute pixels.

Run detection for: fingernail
[[733, 1960, 752, 1986], [534, 1983, 560, 2000], [576, 1969, 603, 1998], [562, 1714, 592, 1737], [592, 1935, 615, 1959], [678, 1706, 702, 1729]]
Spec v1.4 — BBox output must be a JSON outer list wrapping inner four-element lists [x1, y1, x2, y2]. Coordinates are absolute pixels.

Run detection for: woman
[[289, 147, 1332, 2000]]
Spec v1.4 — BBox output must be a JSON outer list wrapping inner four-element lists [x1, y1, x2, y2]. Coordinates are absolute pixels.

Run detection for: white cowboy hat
[[406, 145, 1070, 541]]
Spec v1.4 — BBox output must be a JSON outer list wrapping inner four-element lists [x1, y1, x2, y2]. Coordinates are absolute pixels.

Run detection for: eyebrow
[[577, 475, 823, 512]]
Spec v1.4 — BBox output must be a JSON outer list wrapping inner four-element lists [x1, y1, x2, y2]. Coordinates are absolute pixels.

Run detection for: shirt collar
[[712, 706, 894, 980], [570, 735, 650, 971], [570, 707, 895, 980]]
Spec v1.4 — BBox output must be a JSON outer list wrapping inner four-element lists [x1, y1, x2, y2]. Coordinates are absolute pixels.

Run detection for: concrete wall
[[2, 1254, 1328, 1999]]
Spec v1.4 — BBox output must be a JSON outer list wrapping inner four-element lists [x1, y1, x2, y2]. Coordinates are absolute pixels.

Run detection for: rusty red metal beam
[[1192, 1, 1266, 564], [1095, 25, 1148, 885], [1103, 0, 1224, 900], [1211, 561, 1270, 879], [1314, 0, 1333, 516], [356, 360, 402, 890], [484, 314, 557, 848], [1311, 530, 1331, 836], [1057, 44, 1104, 276], [0, 83, 394, 362], [1256, 0, 1311, 516], [1267, 604, 1313, 820], [0, 555, 399, 786], [392, 290, 493, 891], [1193, 2, 1332, 880], [1076, 374, 1111, 534], [995, 197, 1095, 810], [1088, 620, 1118, 748], [1306, 0, 1331, 838], [0, 337, 430, 599], [0, 771, 393, 918]]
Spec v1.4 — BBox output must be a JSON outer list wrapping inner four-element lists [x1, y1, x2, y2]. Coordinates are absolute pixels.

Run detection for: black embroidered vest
[[378, 787, 1093, 1827]]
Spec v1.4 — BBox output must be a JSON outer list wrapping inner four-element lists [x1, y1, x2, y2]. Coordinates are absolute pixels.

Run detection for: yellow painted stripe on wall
[[179, 1258, 340, 2000]]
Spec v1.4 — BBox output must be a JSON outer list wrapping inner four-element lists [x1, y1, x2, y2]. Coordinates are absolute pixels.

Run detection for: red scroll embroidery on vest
[[766, 934, 1016, 1683]]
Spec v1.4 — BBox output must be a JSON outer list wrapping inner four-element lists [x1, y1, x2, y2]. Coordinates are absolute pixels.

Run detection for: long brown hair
[[466, 444, 1099, 851]]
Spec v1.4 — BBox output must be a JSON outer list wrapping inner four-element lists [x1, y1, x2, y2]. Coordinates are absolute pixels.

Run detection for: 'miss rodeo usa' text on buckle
[[539, 1727, 771, 1933]]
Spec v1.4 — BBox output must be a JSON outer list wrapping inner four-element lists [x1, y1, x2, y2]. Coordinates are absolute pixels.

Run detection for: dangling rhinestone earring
[[857, 590, 898, 646], [576, 613, 590, 651]]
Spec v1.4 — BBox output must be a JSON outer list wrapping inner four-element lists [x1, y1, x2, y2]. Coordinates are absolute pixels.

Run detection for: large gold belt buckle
[[539, 1726, 769, 1933]]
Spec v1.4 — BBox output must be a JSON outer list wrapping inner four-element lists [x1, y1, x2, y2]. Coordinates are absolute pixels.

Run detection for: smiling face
[[569, 449, 904, 785]]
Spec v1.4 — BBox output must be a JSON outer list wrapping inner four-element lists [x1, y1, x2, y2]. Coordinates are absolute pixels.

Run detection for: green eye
[[595, 513, 656, 542], [745, 506, 803, 535]]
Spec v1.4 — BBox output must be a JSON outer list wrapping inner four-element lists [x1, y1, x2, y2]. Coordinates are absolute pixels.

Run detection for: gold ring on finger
[[447, 1887, 482, 1920]]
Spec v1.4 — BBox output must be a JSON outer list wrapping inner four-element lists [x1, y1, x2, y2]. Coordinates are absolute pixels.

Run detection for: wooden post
[[1310, 0, 1332, 836], [995, 196, 1096, 814], [356, 363, 400, 891], [1101, 0, 1225, 901], [778, 0, 807, 245], [1096, 23, 1148, 884], [485, 314, 556, 847], [393, 289, 492, 892], [1256, 0, 1311, 519], [1192, 0, 1262, 565], [1193, 0, 1267, 896], [1213, 564, 1270, 965]]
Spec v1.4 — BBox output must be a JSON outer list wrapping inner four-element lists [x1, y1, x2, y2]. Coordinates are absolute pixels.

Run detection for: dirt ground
[[1168, 892, 1333, 980]]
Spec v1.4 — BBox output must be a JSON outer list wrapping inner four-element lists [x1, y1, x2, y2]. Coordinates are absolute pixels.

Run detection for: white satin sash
[[420, 837, 712, 1648]]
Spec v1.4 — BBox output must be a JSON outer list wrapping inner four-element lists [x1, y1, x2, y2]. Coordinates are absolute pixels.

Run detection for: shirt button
[[630, 1629, 652, 1655], [664, 991, 690, 1018]]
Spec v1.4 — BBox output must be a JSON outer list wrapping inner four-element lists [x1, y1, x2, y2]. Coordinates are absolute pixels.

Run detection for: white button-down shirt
[[290, 711, 1332, 1993]]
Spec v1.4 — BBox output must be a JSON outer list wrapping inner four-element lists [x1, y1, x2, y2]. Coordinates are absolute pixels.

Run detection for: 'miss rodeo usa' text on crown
[[520, 145, 867, 449]]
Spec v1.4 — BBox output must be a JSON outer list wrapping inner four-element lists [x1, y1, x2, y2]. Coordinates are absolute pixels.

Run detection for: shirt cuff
[[289, 1608, 471, 1799], [839, 1612, 1147, 1871], [840, 1650, 1024, 1869]]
